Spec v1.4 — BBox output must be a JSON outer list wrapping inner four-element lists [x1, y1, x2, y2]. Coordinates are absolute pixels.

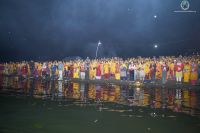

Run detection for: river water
[[0, 76, 200, 133]]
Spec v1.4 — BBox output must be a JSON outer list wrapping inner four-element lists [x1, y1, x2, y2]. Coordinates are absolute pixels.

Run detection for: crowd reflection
[[0, 76, 199, 115]]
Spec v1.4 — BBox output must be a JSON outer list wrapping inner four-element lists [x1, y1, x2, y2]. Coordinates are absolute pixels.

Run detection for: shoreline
[[1, 75, 200, 89]]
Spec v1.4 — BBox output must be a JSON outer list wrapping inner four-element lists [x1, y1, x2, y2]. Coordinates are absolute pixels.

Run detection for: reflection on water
[[0, 76, 200, 116]]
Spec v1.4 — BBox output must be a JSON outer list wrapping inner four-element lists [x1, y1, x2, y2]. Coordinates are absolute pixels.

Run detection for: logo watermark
[[174, 0, 197, 13]]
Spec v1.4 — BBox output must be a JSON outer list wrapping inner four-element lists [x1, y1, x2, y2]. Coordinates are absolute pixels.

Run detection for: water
[[0, 76, 200, 133]]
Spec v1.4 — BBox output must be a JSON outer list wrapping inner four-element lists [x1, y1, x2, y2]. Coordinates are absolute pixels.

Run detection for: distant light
[[154, 45, 158, 48], [154, 15, 157, 18]]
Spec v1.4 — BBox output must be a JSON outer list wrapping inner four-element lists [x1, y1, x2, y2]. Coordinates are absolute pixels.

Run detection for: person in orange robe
[[169, 61, 175, 80], [156, 62, 162, 80]]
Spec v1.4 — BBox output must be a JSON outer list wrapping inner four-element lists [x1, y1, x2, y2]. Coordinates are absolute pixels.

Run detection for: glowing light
[[154, 15, 157, 18], [154, 45, 158, 48], [136, 88, 140, 91]]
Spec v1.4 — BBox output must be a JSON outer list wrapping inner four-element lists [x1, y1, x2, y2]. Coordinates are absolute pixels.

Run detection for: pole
[[95, 41, 101, 59]]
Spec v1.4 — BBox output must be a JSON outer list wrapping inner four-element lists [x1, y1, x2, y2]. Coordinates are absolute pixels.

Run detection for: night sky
[[0, 0, 200, 61]]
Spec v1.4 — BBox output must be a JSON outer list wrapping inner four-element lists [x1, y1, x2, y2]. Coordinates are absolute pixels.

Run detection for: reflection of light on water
[[58, 81, 62, 97], [150, 112, 157, 117], [1, 76, 200, 118], [94, 119, 98, 123], [135, 81, 141, 86], [136, 88, 140, 91]]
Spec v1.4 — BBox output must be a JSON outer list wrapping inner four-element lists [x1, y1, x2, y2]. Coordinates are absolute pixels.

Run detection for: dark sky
[[0, 0, 200, 61]]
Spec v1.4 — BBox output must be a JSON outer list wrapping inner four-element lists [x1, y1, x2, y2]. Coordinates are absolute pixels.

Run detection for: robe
[[175, 63, 184, 78], [104, 63, 109, 80], [115, 63, 120, 80], [156, 63, 162, 80], [183, 64, 191, 83], [190, 64, 198, 85]]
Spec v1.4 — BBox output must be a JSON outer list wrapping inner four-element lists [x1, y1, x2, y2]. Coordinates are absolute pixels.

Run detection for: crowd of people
[[0, 55, 200, 85]]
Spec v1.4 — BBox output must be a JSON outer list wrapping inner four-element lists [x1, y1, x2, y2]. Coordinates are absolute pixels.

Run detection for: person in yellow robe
[[183, 62, 191, 83], [73, 62, 79, 78], [115, 62, 120, 80], [110, 61, 116, 79], [144, 62, 150, 80], [89, 62, 96, 80]]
